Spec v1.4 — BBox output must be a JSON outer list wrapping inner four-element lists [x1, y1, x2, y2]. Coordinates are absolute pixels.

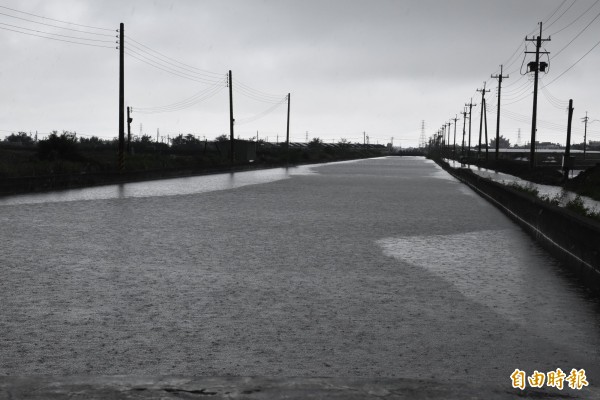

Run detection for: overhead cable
[[236, 97, 288, 125], [125, 49, 225, 85], [133, 81, 226, 114], [0, 21, 115, 43], [544, 0, 576, 30], [551, 8, 600, 60], [0, 4, 114, 31], [0, 11, 114, 36], [127, 35, 223, 78], [548, 0, 600, 35], [0, 25, 115, 48], [541, 37, 600, 87]]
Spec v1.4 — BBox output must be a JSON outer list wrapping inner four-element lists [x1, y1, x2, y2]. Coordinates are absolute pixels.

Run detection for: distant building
[[535, 141, 562, 149]]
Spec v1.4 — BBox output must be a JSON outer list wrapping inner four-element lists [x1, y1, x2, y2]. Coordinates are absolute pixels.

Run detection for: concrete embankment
[[437, 159, 600, 291]]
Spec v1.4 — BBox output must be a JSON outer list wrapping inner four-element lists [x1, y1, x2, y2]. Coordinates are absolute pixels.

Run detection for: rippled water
[[1, 156, 598, 393]]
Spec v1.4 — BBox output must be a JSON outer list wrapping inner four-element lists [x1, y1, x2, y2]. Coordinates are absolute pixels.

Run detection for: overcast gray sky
[[1, 0, 600, 147]]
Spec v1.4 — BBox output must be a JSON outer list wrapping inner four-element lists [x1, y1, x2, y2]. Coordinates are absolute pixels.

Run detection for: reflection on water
[[0, 164, 317, 206], [377, 229, 600, 354]]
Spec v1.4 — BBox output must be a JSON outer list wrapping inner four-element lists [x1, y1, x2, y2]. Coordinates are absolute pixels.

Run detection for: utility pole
[[446, 122, 451, 157], [465, 98, 476, 162], [491, 65, 509, 160], [440, 126, 445, 151], [525, 22, 551, 168], [118, 22, 124, 172], [581, 112, 588, 160], [228, 70, 234, 165], [484, 98, 489, 160], [127, 106, 132, 154], [564, 99, 574, 180], [286, 93, 290, 162], [452, 115, 458, 158], [461, 108, 467, 156], [363, 131, 366, 146], [476, 83, 490, 160]]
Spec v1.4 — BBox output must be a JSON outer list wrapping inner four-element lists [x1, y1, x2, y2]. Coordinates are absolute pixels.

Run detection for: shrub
[[37, 131, 81, 161]]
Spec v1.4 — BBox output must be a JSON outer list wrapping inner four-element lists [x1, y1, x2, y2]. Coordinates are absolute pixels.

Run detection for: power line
[[132, 79, 226, 112], [127, 36, 223, 78], [0, 11, 114, 36], [548, 0, 600, 35], [0, 25, 116, 48], [132, 82, 226, 114], [502, 42, 528, 73], [551, 8, 600, 60], [233, 85, 285, 104], [236, 97, 288, 125], [127, 42, 223, 82], [544, 0, 576, 30], [125, 46, 223, 83], [541, 37, 600, 87], [125, 49, 224, 84], [501, 83, 533, 103], [0, 4, 114, 31], [0, 21, 116, 43], [541, 85, 569, 109], [235, 79, 285, 102], [502, 77, 532, 94]]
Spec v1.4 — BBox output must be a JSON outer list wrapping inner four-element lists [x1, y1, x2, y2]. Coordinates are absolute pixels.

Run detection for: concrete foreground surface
[[1, 376, 596, 399]]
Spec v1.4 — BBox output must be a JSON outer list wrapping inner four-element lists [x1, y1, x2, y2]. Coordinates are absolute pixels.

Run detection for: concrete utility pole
[[525, 22, 551, 168], [286, 93, 291, 162], [476, 83, 490, 160], [118, 22, 124, 171], [228, 70, 234, 165], [440, 126, 445, 151], [461, 108, 467, 155], [465, 99, 476, 162], [564, 99, 574, 180], [491, 65, 509, 160], [452, 115, 458, 158], [446, 122, 451, 157], [581, 112, 588, 160], [484, 97, 489, 160]]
